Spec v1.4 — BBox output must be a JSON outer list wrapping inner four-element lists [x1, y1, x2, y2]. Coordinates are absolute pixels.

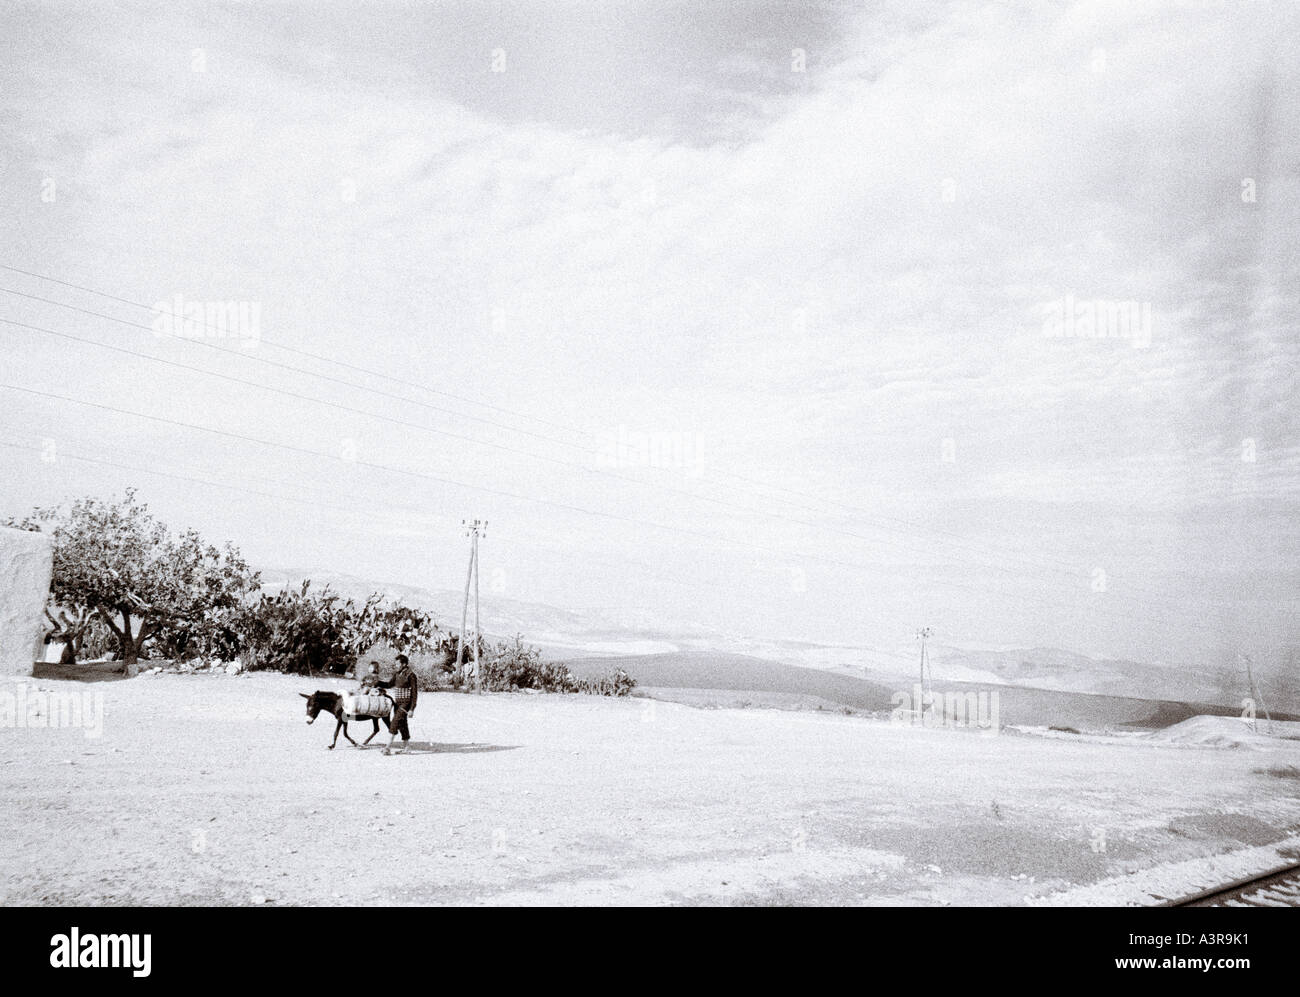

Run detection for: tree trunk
[[101, 608, 127, 660], [120, 613, 135, 663], [131, 625, 152, 664], [119, 612, 140, 673]]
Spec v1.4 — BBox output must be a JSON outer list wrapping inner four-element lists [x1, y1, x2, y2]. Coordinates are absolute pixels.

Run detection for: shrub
[[404, 644, 459, 690], [575, 668, 637, 697], [237, 581, 441, 676], [474, 635, 635, 696], [478, 634, 575, 692], [237, 581, 355, 675]]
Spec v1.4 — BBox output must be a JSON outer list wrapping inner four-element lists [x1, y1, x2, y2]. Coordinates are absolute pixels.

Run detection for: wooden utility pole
[[917, 627, 934, 722], [456, 525, 474, 688], [473, 524, 482, 695], [1242, 651, 1273, 733], [454, 519, 487, 693]]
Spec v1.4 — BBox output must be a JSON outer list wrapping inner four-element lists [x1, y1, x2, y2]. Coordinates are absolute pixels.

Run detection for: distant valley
[[261, 568, 1296, 714]]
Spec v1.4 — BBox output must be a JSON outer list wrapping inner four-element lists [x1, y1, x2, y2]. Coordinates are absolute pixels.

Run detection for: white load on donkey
[[341, 691, 392, 723]]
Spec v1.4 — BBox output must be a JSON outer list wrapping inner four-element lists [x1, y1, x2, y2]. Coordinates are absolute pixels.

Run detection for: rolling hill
[[260, 568, 1296, 714], [567, 650, 1299, 731]]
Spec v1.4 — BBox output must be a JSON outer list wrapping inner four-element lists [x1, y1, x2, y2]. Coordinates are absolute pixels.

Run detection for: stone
[[0, 528, 53, 677]]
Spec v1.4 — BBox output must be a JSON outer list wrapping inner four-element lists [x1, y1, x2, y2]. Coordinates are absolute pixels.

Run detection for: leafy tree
[[238, 581, 442, 675], [5, 489, 259, 670], [237, 581, 352, 675], [358, 598, 441, 659]]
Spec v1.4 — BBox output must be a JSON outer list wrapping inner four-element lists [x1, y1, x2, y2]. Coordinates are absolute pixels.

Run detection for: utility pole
[[456, 532, 473, 688], [455, 519, 487, 694], [473, 521, 484, 695], [1241, 651, 1272, 734], [916, 627, 934, 722]]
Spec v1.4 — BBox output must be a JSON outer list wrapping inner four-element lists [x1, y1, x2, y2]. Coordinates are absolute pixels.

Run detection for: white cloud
[[1, 1, 1297, 670]]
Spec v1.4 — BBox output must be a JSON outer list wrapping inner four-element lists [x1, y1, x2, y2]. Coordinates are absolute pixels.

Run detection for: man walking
[[379, 654, 418, 755]]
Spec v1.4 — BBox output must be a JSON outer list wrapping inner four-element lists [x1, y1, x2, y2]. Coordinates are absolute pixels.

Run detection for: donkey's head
[[299, 691, 338, 724]]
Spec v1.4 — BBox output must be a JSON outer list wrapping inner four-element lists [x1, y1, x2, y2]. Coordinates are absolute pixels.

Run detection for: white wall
[[0, 527, 53, 676]]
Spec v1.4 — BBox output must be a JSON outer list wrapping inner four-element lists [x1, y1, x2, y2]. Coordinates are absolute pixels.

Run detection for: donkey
[[300, 691, 389, 749]]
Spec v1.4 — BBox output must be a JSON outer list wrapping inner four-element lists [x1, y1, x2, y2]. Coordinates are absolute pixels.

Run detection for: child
[[359, 660, 383, 693]]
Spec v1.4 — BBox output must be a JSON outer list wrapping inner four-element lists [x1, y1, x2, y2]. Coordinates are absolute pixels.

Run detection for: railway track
[[1163, 860, 1300, 907]]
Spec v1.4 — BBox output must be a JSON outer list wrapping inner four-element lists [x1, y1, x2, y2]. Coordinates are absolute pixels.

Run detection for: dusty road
[[2, 672, 1298, 905]]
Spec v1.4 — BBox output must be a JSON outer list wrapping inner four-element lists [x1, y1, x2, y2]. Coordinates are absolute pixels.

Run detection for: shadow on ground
[[356, 741, 521, 755], [32, 662, 128, 683]]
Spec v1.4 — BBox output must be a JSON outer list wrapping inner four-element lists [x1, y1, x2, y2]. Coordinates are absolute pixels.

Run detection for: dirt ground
[[2, 671, 1299, 906]]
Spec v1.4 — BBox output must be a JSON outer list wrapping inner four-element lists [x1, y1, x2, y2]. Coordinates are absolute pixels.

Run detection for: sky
[[0, 0, 1297, 678]]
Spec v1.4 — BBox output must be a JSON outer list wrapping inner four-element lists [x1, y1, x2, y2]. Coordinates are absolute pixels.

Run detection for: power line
[[0, 262, 589, 440], [0, 284, 587, 451], [0, 383, 1244, 643], [1, 265, 1182, 598], [0, 382, 907, 571], [0, 315, 688, 484], [1, 314, 1115, 594], [0, 429, 922, 665], [0, 265, 1249, 633], [0, 265, 1121, 579], [6, 310, 1240, 640]]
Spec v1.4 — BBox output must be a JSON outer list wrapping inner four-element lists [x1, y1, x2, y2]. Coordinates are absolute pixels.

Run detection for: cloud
[[1, 0, 1297, 669]]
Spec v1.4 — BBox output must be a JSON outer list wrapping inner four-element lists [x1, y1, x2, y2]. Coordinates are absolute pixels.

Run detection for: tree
[[237, 581, 351, 675], [237, 581, 442, 675], [6, 489, 259, 671], [42, 604, 94, 664], [355, 598, 442, 660], [149, 527, 259, 661]]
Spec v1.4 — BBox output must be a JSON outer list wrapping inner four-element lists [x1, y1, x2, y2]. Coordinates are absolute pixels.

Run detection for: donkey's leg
[[330, 717, 343, 750], [363, 718, 380, 745], [342, 718, 359, 747]]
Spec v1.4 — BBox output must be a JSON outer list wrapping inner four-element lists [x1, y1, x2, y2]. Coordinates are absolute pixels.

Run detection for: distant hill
[[258, 567, 1295, 713], [568, 650, 899, 708], [567, 650, 1300, 730], [922, 645, 1221, 703]]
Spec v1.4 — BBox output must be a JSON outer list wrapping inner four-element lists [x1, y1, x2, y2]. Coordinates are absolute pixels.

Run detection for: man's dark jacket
[[380, 666, 418, 713]]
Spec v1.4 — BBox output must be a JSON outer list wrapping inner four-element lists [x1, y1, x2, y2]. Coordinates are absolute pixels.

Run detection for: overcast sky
[[1, 0, 1297, 675]]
